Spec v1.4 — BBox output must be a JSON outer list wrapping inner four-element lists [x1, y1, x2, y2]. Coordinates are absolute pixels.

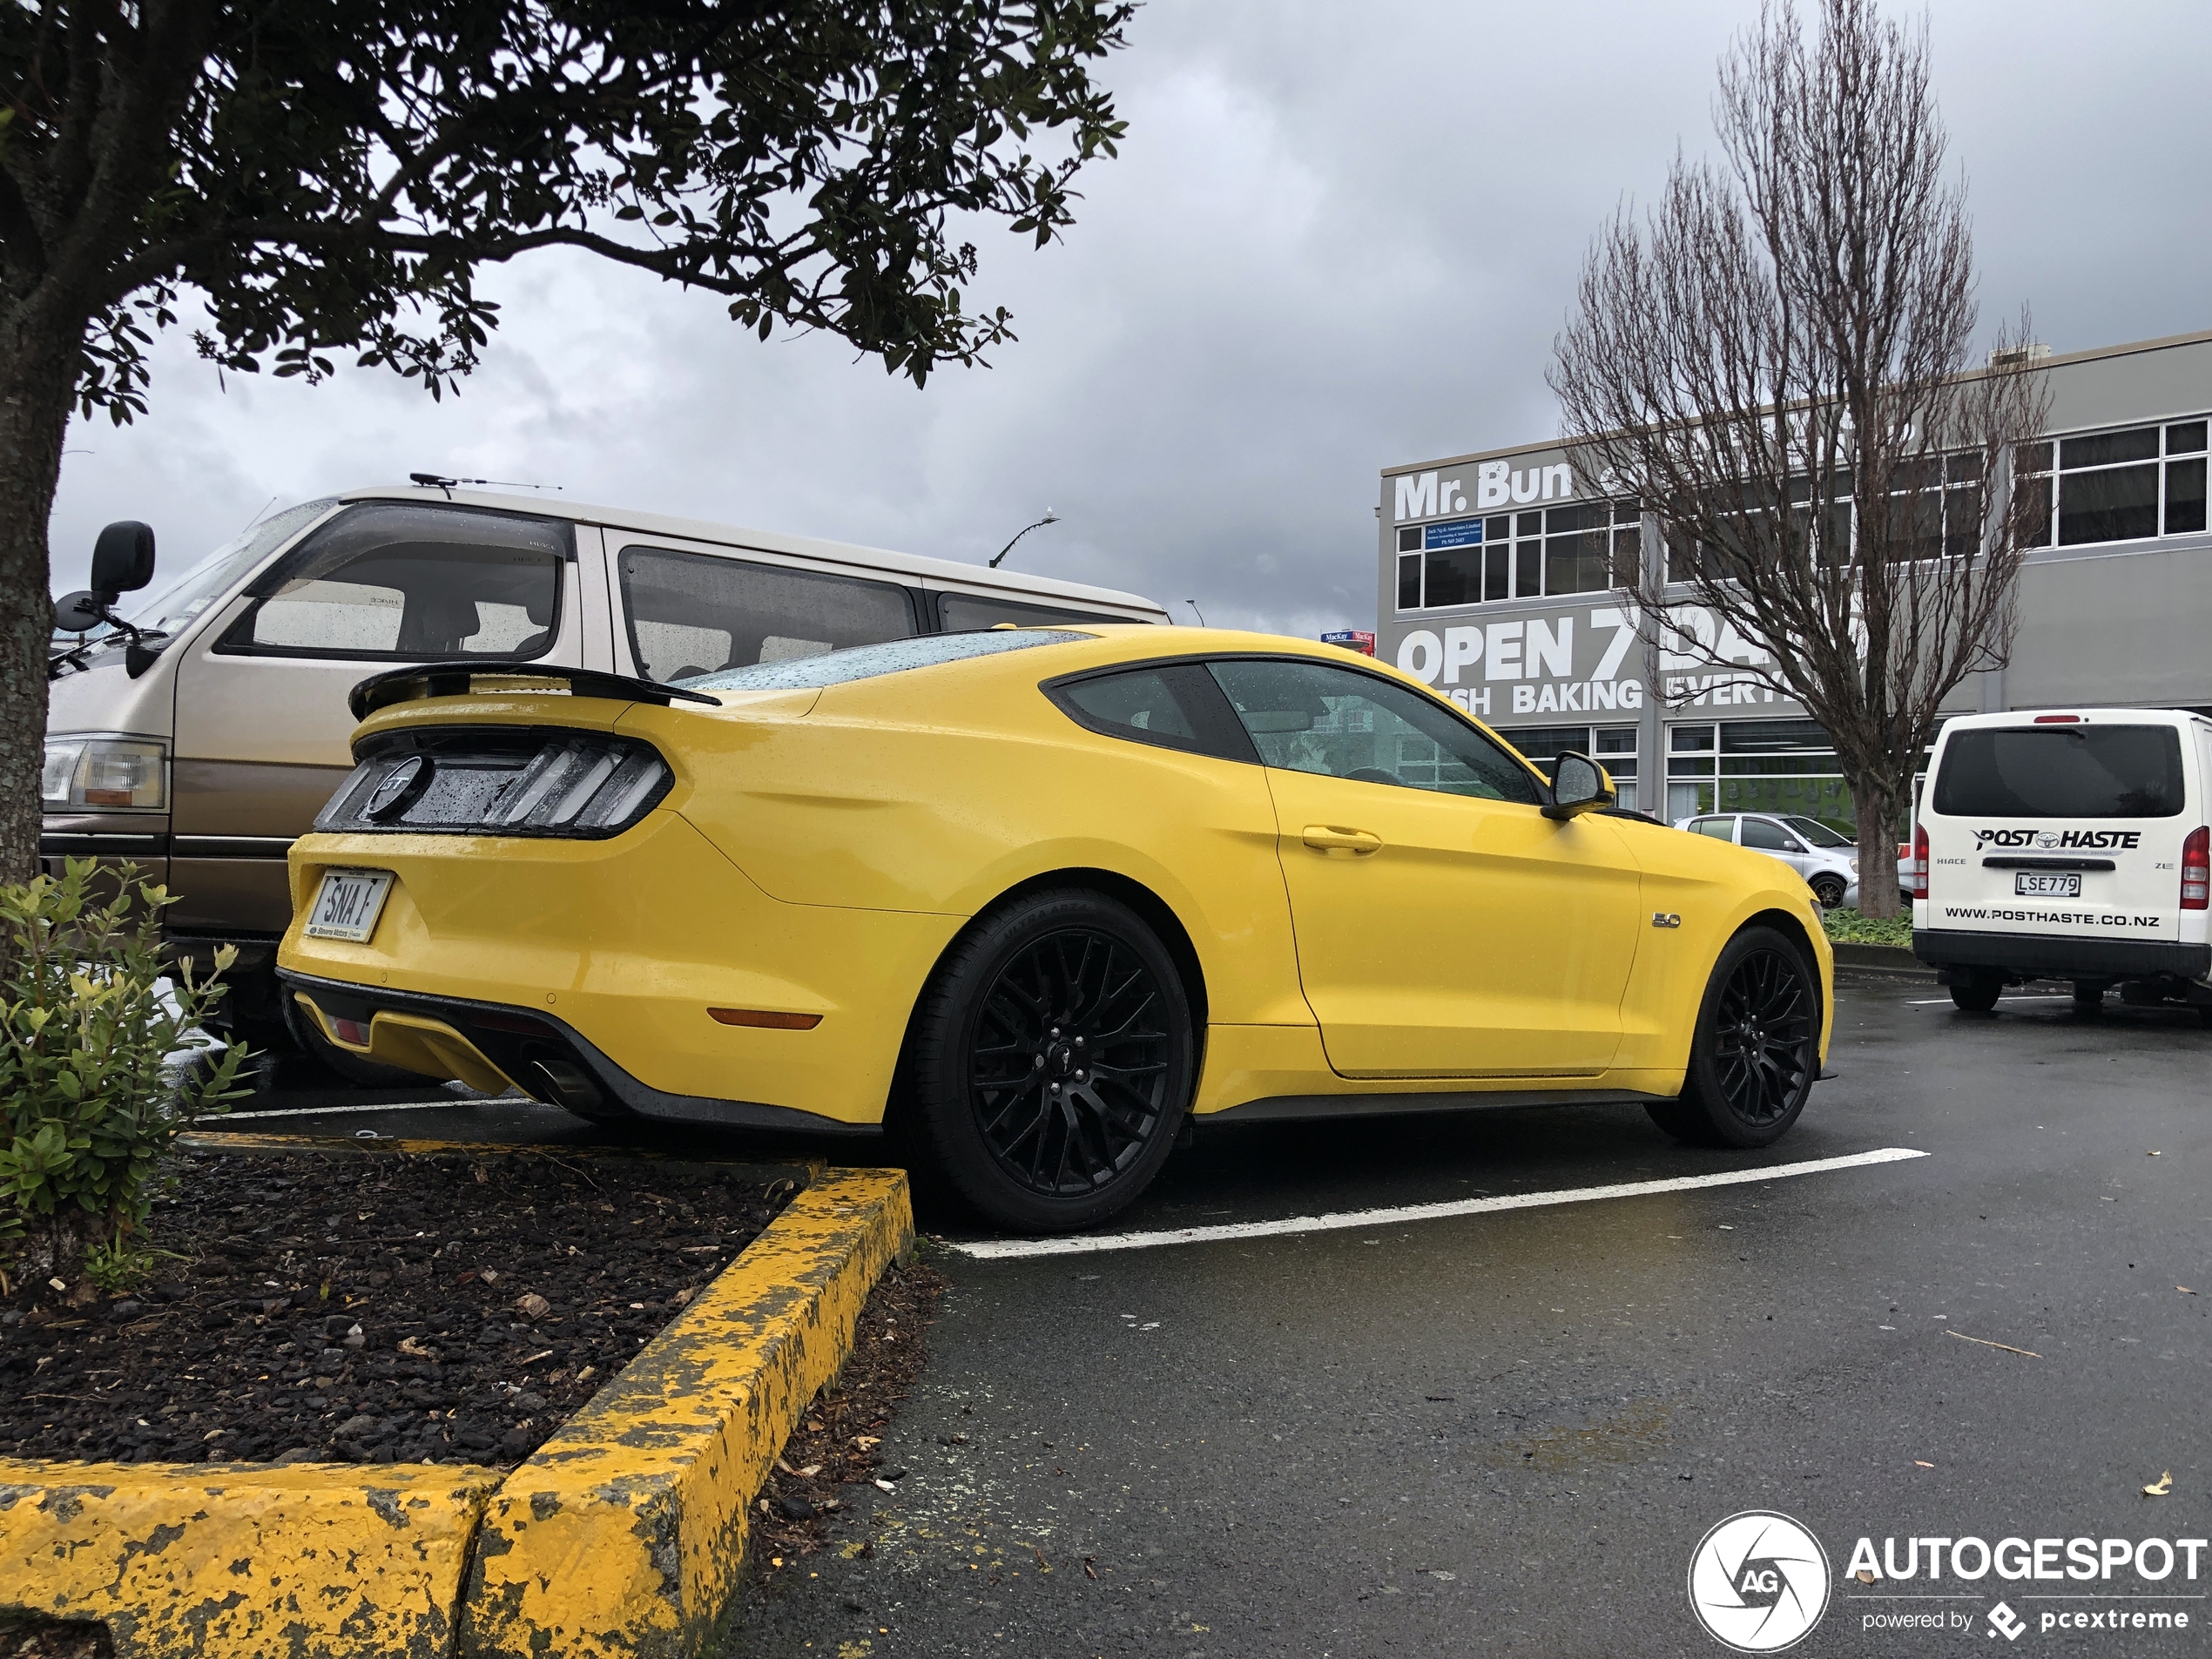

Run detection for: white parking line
[[1905, 995, 2074, 1005], [949, 1145, 1930, 1260], [222, 1100, 485, 1121]]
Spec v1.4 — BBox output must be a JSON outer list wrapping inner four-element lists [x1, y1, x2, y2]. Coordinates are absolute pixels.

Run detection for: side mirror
[[91, 521, 156, 598], [1542, 751, 1616, 821], [53, 590, 111, 634]]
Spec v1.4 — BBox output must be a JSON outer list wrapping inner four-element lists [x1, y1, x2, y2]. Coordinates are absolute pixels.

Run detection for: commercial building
[[1373, 329, 2212, 826]]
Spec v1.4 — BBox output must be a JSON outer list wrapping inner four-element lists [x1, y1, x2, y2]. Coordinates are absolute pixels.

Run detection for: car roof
[[335, 485, 1169, 619], [1937, 707, 2210, 734]]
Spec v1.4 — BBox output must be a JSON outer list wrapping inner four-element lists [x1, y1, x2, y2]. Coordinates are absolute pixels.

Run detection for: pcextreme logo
[[1689, 1511, 1831, 1652]]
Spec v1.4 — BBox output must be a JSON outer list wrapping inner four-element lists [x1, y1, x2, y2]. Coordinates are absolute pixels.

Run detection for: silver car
[[1676, 811, 1861, 907]]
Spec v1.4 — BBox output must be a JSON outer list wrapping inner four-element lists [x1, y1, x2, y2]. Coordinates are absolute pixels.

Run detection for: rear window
[[677, 630, 1092, 691], [1932, 725, 2187, 819]]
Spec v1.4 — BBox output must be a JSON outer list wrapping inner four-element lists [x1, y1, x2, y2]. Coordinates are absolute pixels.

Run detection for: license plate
[[306, 869, 395, 941], [2014, 871, 2081, 898]]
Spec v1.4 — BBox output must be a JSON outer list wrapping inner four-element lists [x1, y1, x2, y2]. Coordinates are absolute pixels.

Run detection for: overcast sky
[[47, 0, 2212, 636]]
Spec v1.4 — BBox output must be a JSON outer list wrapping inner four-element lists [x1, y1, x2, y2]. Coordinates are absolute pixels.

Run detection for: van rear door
[[1924, 719, 2193, 943]]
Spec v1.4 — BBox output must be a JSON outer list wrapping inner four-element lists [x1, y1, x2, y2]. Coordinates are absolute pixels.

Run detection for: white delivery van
[[44, 486, 1171, 1063], [1910, 708, 2212, 1016]]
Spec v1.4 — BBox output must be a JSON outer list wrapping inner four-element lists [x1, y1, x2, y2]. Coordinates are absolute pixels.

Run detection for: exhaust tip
[[526, 1057, 606, 1114]]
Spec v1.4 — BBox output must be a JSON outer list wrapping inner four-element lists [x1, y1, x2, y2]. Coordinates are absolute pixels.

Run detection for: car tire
[[2072, 981, 2106, 1012], [1646, 925, 1820, 1150], [907, 888, 1196, 1233], [1810, 875, 1847, 908], [1949, 976, 2002, 1014]]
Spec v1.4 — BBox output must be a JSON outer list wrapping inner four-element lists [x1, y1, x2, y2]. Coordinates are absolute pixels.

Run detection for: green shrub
[[1821, 907, 1914, 948], [0, 859, 250, 1291]]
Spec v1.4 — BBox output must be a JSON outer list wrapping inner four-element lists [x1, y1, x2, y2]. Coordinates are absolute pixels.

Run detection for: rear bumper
[[1913, 928, 2212, 984], [280, 968, 875, 1136]]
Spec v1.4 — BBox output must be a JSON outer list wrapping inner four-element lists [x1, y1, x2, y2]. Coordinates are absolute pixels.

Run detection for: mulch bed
[[750, 1257, 948, 1572], [0, 1148, 790, 1469]]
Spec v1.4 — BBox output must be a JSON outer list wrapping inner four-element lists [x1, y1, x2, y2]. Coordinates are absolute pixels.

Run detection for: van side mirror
[[53, 591, 110, 633], [1542, 751, 1616, 821], [91, 522, 156, 599]]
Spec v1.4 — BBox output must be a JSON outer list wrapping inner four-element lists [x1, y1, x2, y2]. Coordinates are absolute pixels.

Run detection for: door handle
[[1302, 826, 1383, 855]]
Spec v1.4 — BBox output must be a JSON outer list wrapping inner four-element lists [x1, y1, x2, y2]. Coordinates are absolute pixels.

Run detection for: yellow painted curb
[[458, 1168, 914, 1659], [0, 1459, 500, 1658], [0, 1165, 910, 1657]]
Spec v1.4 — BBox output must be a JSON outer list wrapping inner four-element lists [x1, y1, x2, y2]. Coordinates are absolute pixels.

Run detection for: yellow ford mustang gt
[[279, 628, 1833, 1231]]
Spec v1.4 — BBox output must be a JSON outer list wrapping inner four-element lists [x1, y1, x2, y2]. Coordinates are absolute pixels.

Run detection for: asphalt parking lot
[[233, 973, 2212, 1655]]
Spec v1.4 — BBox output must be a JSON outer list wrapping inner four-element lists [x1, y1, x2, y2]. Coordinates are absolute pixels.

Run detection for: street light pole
[[1184, 599, 1208, 626], [989, 510, 1061, 569]]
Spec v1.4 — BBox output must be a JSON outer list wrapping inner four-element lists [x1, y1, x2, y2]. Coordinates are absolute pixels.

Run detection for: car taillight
[[316, 728, 673, 840], [2183, 826, 2210, 911], [1905, 823, 1929, 900]]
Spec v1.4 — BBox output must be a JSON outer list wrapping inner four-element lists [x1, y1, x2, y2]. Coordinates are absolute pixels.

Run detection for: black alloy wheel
[[1810, 874, 1847, 908], [904, 890, 1195, 1232], [1648, 925, 1819, 1149]]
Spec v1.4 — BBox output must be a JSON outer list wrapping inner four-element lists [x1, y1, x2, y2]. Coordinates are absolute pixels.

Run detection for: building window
[[1665, 723, 1717, 822], [2018, 418, 2211, 549], [1715, 718, 1852, 831], [1397, 501, 1640, 610], [1501, 723, 1640, 812]]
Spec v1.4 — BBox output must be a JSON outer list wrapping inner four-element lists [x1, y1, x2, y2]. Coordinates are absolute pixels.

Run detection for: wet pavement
[[232, 975, 2212, 1655]]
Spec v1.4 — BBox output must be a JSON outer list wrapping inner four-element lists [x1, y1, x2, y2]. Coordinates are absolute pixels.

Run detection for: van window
[[939, 593, 1125, 631], [218, 502, 565, 661], [1933, 725, 2187, 819], [130, 498, 337, 639], [620, 546, 917, 683]]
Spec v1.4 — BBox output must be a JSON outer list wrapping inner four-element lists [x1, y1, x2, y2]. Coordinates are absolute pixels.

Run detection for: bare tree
[[1548, 0, 2048, 917]]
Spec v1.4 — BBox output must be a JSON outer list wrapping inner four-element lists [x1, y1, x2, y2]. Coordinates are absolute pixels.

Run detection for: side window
[[1205, 658, 1541, 804], [219, 502, 566, 661], [1693, 817, 1737, 840], [1741, 818, 1791, 851], [1047, 664, 1255, 762], [940, 593, 1124, 631], [620, 546, 916, 683]]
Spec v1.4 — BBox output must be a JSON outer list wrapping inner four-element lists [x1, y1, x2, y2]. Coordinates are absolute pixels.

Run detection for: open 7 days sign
[[1393, 604, 1794, 718]]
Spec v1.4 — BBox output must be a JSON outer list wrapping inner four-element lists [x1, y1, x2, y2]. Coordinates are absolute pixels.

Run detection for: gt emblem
[[1652, 912, 1683, 928]]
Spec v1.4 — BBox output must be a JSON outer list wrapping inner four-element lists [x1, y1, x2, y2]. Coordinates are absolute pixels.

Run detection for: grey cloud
[[50, 0, 2211, 642]]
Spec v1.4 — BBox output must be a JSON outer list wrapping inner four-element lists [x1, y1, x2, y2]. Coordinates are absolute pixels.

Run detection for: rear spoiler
[[348, 661, 721, 720]]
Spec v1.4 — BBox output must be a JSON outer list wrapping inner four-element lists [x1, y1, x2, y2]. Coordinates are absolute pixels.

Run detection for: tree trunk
[[17, 1206, 101, 1291], [1851, 776, 1905, 919], [0, 309, 82, 888]]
